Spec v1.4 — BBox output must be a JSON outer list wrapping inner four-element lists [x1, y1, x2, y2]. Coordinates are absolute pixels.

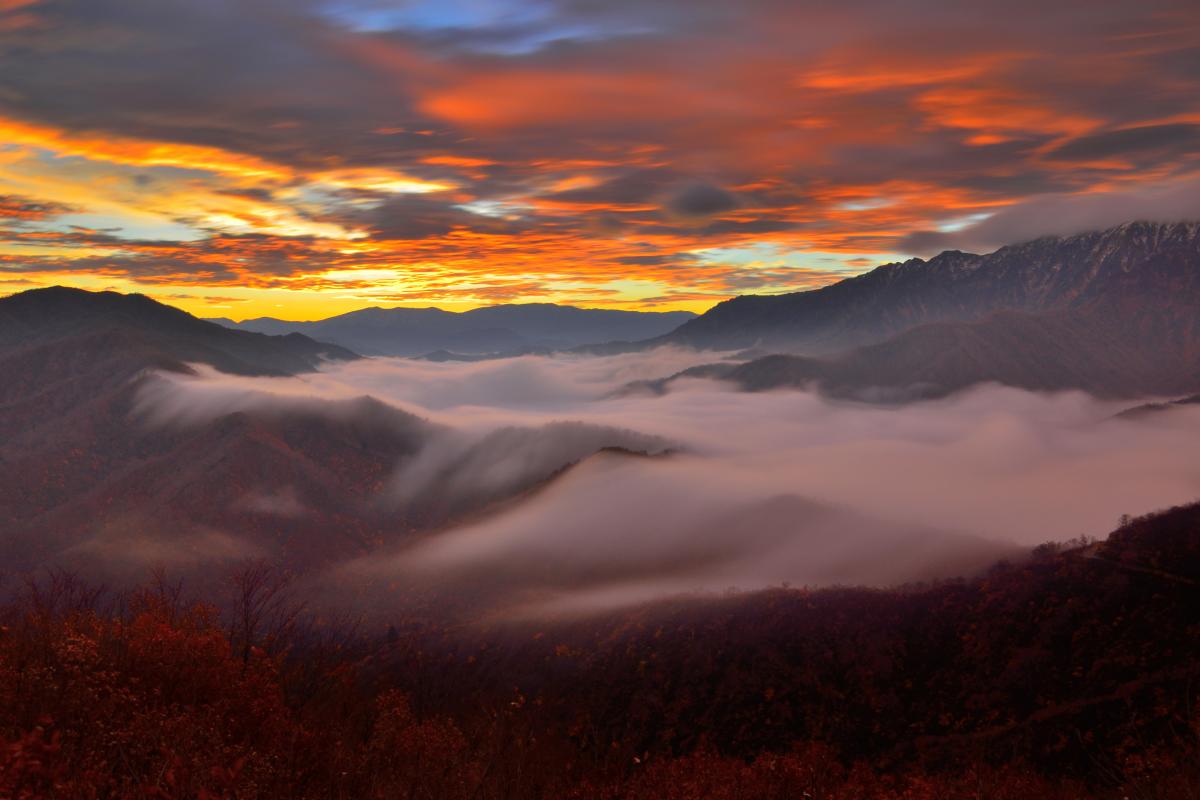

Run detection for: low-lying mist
[[133, 349, 1200, 618]]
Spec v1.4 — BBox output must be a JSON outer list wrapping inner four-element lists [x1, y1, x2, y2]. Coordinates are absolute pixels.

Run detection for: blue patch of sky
[[326, 0, 548, 32], [320, 0, 656, 54], [46, 212, 205, 242], [690, 242, 906, 275], [936, 212, 993, 232]]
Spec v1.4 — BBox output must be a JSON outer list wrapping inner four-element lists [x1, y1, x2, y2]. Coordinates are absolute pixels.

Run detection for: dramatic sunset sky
[[1, 0, 1199, 319]]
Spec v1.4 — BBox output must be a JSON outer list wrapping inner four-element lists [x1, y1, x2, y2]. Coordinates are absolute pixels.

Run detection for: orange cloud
[[421, 155, 496, 168], [2, 0, 1199, 320], [0, 118, 291, 181], [422, 71, 674, 129], [914, 86, 1098, 140]]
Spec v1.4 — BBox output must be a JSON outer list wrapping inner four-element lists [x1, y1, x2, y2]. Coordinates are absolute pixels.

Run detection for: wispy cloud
[[1, 0, 1198, 316]]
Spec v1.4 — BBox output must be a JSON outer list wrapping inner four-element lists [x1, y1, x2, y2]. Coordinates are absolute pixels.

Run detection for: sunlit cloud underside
[[1, 0, 1199, 319]]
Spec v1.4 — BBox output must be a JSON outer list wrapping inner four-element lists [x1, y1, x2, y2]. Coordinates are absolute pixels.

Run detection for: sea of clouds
[[134, 348, 1200, 617]]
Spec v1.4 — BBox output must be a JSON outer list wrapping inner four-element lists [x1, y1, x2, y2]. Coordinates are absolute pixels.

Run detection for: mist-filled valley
[[101, 349, 1198, 620]]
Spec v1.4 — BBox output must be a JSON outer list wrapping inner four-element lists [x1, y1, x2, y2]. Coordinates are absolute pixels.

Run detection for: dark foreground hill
[[213, 303, 696, 356], [0, 287, 670, 579], [1, 285, 358, 375], [2, 502, 1199, 797], [0, 288, 400, 575]]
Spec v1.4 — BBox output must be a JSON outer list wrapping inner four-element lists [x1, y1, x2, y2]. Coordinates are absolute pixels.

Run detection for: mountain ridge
[[640, 303, 1200, 402], [628, 221, 1200, 401], [658, 220, 1200, 354], [209, 302, 696, 356], [1, 285, 359, 376]]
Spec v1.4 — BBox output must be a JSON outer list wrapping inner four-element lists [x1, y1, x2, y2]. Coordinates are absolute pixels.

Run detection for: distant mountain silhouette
[[210, 303, 696, 356], [658, 221, 1200, 354], [636, 222, 1200, 400], [1, 286, 358, 375]]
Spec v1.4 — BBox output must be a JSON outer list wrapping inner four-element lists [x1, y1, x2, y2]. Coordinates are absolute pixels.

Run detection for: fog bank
[[135, 349, 1200, 616]]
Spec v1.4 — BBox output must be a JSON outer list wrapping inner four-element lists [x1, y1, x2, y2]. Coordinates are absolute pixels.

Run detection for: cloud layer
[[131, 350, 1200, 618], [1, 0, 1198, 316]]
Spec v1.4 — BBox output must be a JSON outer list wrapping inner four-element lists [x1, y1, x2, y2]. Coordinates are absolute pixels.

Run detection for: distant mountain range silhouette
[[209, 302, 696, 357]]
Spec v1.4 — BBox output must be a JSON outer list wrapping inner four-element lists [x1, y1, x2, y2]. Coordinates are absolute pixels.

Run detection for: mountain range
[[643, 221, 1200, 401], [660, 221, 1200, 354], [210, 303, 696, 357]]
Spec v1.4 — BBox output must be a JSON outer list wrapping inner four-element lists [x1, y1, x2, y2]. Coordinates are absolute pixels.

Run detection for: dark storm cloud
[[0, 0, 441, 169], [898, 177, 1200, 257], [697, 218, 799, 237], [946, 172, 1065, 199], [551, 169, 678, 207], [896, 230, 969, 258], [5, 0, 1198, 177], [553, 174, 744, 224], [665, 182, 740, 218], [336, 194, 535, 241], [1047, 124, 1200, 163], [615, 254, 693, 266], [0, 194, 76, 221]]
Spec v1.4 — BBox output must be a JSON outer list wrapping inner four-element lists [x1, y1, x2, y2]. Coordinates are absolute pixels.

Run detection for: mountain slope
[[661, 221, 1200, 353], [0, 287, 672, 578], [363, 502, 1200, 785], [650, 304, 1200, 401], [0, 289, 390, 574], [7, 502, 1200, 797], [1, 286, 359, 375], [214, 303, 696, 356]]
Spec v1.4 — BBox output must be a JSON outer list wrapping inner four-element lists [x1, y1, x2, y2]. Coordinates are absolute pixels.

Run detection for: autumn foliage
[[3, 504, 1200, 798]]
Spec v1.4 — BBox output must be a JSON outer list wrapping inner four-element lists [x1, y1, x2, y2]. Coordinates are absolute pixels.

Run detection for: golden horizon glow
[[2, 0, 1198, 320]]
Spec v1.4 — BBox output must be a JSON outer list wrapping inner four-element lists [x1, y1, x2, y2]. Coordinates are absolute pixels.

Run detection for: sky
[[1, 0, 1198, 320]]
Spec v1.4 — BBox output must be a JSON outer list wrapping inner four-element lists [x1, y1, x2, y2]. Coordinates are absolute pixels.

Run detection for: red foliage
[[3, 503, 1200, 797]]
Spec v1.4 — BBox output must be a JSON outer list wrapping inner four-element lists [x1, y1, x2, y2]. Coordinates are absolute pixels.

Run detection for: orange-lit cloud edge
[[1, 0, 1199, 320]]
